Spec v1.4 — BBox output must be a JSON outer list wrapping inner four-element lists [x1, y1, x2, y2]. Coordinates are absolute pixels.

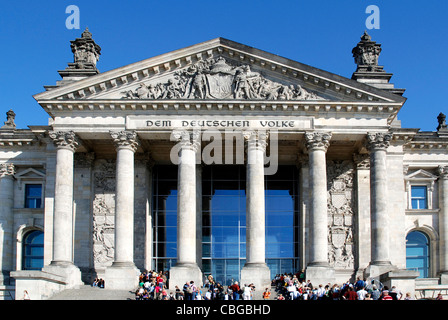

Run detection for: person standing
[[381, 290, 393, 300], [357, 286, 368, 300], [230, 281, 240, 300], [263, 288, 271, 300]]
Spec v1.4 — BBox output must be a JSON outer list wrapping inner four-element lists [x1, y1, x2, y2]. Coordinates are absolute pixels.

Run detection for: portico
[[30, 32, 409, 291], [3, 30, 448, 300]]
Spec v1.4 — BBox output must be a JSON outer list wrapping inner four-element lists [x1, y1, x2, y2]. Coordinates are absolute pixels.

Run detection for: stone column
[[438, 166, 448, 284], [304, 132, 335, 284], [241, 130, 271, 290], [366, 132, 393, 272], [44, 131, 82, 287], [196, 165, 203, 269], [169, 130, 203, 290], [0, 163, 15, 285], [105, 130, 140, 290], [353, 154, 371, 275]]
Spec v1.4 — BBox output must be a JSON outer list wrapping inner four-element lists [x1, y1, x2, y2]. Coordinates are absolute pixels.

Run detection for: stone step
[[415, 278, 440, 287], [47, 285, 135, 300]]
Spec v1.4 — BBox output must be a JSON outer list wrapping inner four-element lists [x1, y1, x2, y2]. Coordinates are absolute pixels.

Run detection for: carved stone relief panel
[[92, 159, 116, 269], [327, 160, 355, 269], [122, 57, 325, 101]]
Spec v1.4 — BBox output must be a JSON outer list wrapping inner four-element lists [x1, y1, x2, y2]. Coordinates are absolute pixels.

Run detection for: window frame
[[404, 169, 437, 211]]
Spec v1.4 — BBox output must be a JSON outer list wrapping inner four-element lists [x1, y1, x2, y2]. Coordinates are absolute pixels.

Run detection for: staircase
[[47, 285, 135, 300], [415, 278, 448, 300]]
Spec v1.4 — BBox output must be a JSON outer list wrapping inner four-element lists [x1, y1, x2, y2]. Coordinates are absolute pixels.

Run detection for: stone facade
[[1, 30, 448, 299]]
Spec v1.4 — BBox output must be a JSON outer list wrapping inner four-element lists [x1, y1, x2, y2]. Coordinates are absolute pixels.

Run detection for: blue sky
[[0, 0, 446, 131]]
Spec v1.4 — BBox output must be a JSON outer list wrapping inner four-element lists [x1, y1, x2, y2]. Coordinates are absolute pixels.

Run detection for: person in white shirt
[[357, 287, 368, 300], [316, 284, 326, 300], [243, 284, 252, 300], [205, 290, 212, 300]]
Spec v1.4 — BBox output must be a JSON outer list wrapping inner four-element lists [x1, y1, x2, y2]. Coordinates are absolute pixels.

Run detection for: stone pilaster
[[169, 130, 203, 290], [0, 163, 15, 285], [105, 131, 140, 290], [438, 166, 448, 284], [241, 130, 271, 290], [366, 132, 392, 269], [44, 131, 83, 288]]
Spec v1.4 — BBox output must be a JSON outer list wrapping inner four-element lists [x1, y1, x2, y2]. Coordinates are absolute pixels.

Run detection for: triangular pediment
[[34, 38, 405, 106], [405, 169, 438, 181]]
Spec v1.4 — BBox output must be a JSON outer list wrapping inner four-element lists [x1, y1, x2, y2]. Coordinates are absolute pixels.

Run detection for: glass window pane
[[212, 227, 239, 243], [266, 211, 294, 226], [406, 231, 430, 278], [25, 185, 42, 209], [411, 186, 427, 209], [266, 227, 294, 243], [23, 231, 44, 270], [211, 196, 240, 211], [411, 186, 426, 198]]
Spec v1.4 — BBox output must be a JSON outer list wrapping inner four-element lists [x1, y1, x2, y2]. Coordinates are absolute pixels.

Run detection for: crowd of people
[[134, 271, 257, 300], [132, 270, 442, 301], [272, 273, 413, 300]]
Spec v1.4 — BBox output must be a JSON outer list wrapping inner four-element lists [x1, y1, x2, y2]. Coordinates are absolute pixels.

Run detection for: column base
[[440, 271, 448, 285], [363, 261, 395, 280], [43, 262, 83, 289], [169, 263, 203, 291], [240, 263, 271, 291], [380, 269, 419, 297], [305, 265, 335, 286], [104, 262, 140, 290]]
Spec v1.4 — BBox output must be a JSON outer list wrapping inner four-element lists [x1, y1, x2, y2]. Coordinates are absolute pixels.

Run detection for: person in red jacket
[[229, 281, 240, 300], [343, 286, 358, 300]]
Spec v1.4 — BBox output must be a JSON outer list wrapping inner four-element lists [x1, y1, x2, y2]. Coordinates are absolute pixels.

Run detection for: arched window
[[406, 231, 430, 278], [22, 230, 44, 270]]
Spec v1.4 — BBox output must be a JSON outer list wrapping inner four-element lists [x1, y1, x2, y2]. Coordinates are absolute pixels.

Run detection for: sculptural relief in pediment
[[121, 57, 325, 101]]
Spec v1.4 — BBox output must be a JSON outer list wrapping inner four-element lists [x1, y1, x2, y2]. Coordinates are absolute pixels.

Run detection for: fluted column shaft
[[367, 132, 392, 265], [110, 131, 139, 266], [244, 130, 268, 265], [49, 131, 78, 265], [305, 132, 332, 266], [0, 164, 15, 278], [173, 130, 200, 266]]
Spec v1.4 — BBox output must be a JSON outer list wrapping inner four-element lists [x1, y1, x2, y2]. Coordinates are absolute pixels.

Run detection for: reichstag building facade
[[1, 29, 448, 299]]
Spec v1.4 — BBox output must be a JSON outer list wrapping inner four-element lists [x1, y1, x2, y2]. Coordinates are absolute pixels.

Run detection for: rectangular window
[[411, 186, 427, 209], [25, 184, 42, 209]]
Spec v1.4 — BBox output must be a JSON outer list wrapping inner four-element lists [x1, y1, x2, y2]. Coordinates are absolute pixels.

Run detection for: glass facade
[[152, 165, 299, 285]]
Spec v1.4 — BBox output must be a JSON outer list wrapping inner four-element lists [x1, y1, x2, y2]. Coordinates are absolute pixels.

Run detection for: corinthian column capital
[[172, 130, 201, 152], [49, 130, 79, 151], [0, 163, 15, 178], [110, 130, 139, 152], [243, 130, 269, 152], [366, 132, 392, 151], [305, 131, 332, 152]]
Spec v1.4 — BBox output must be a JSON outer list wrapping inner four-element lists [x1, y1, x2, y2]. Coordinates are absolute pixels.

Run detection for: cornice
[[38, 99, 402, 124], [34, 38, 406, 105]]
